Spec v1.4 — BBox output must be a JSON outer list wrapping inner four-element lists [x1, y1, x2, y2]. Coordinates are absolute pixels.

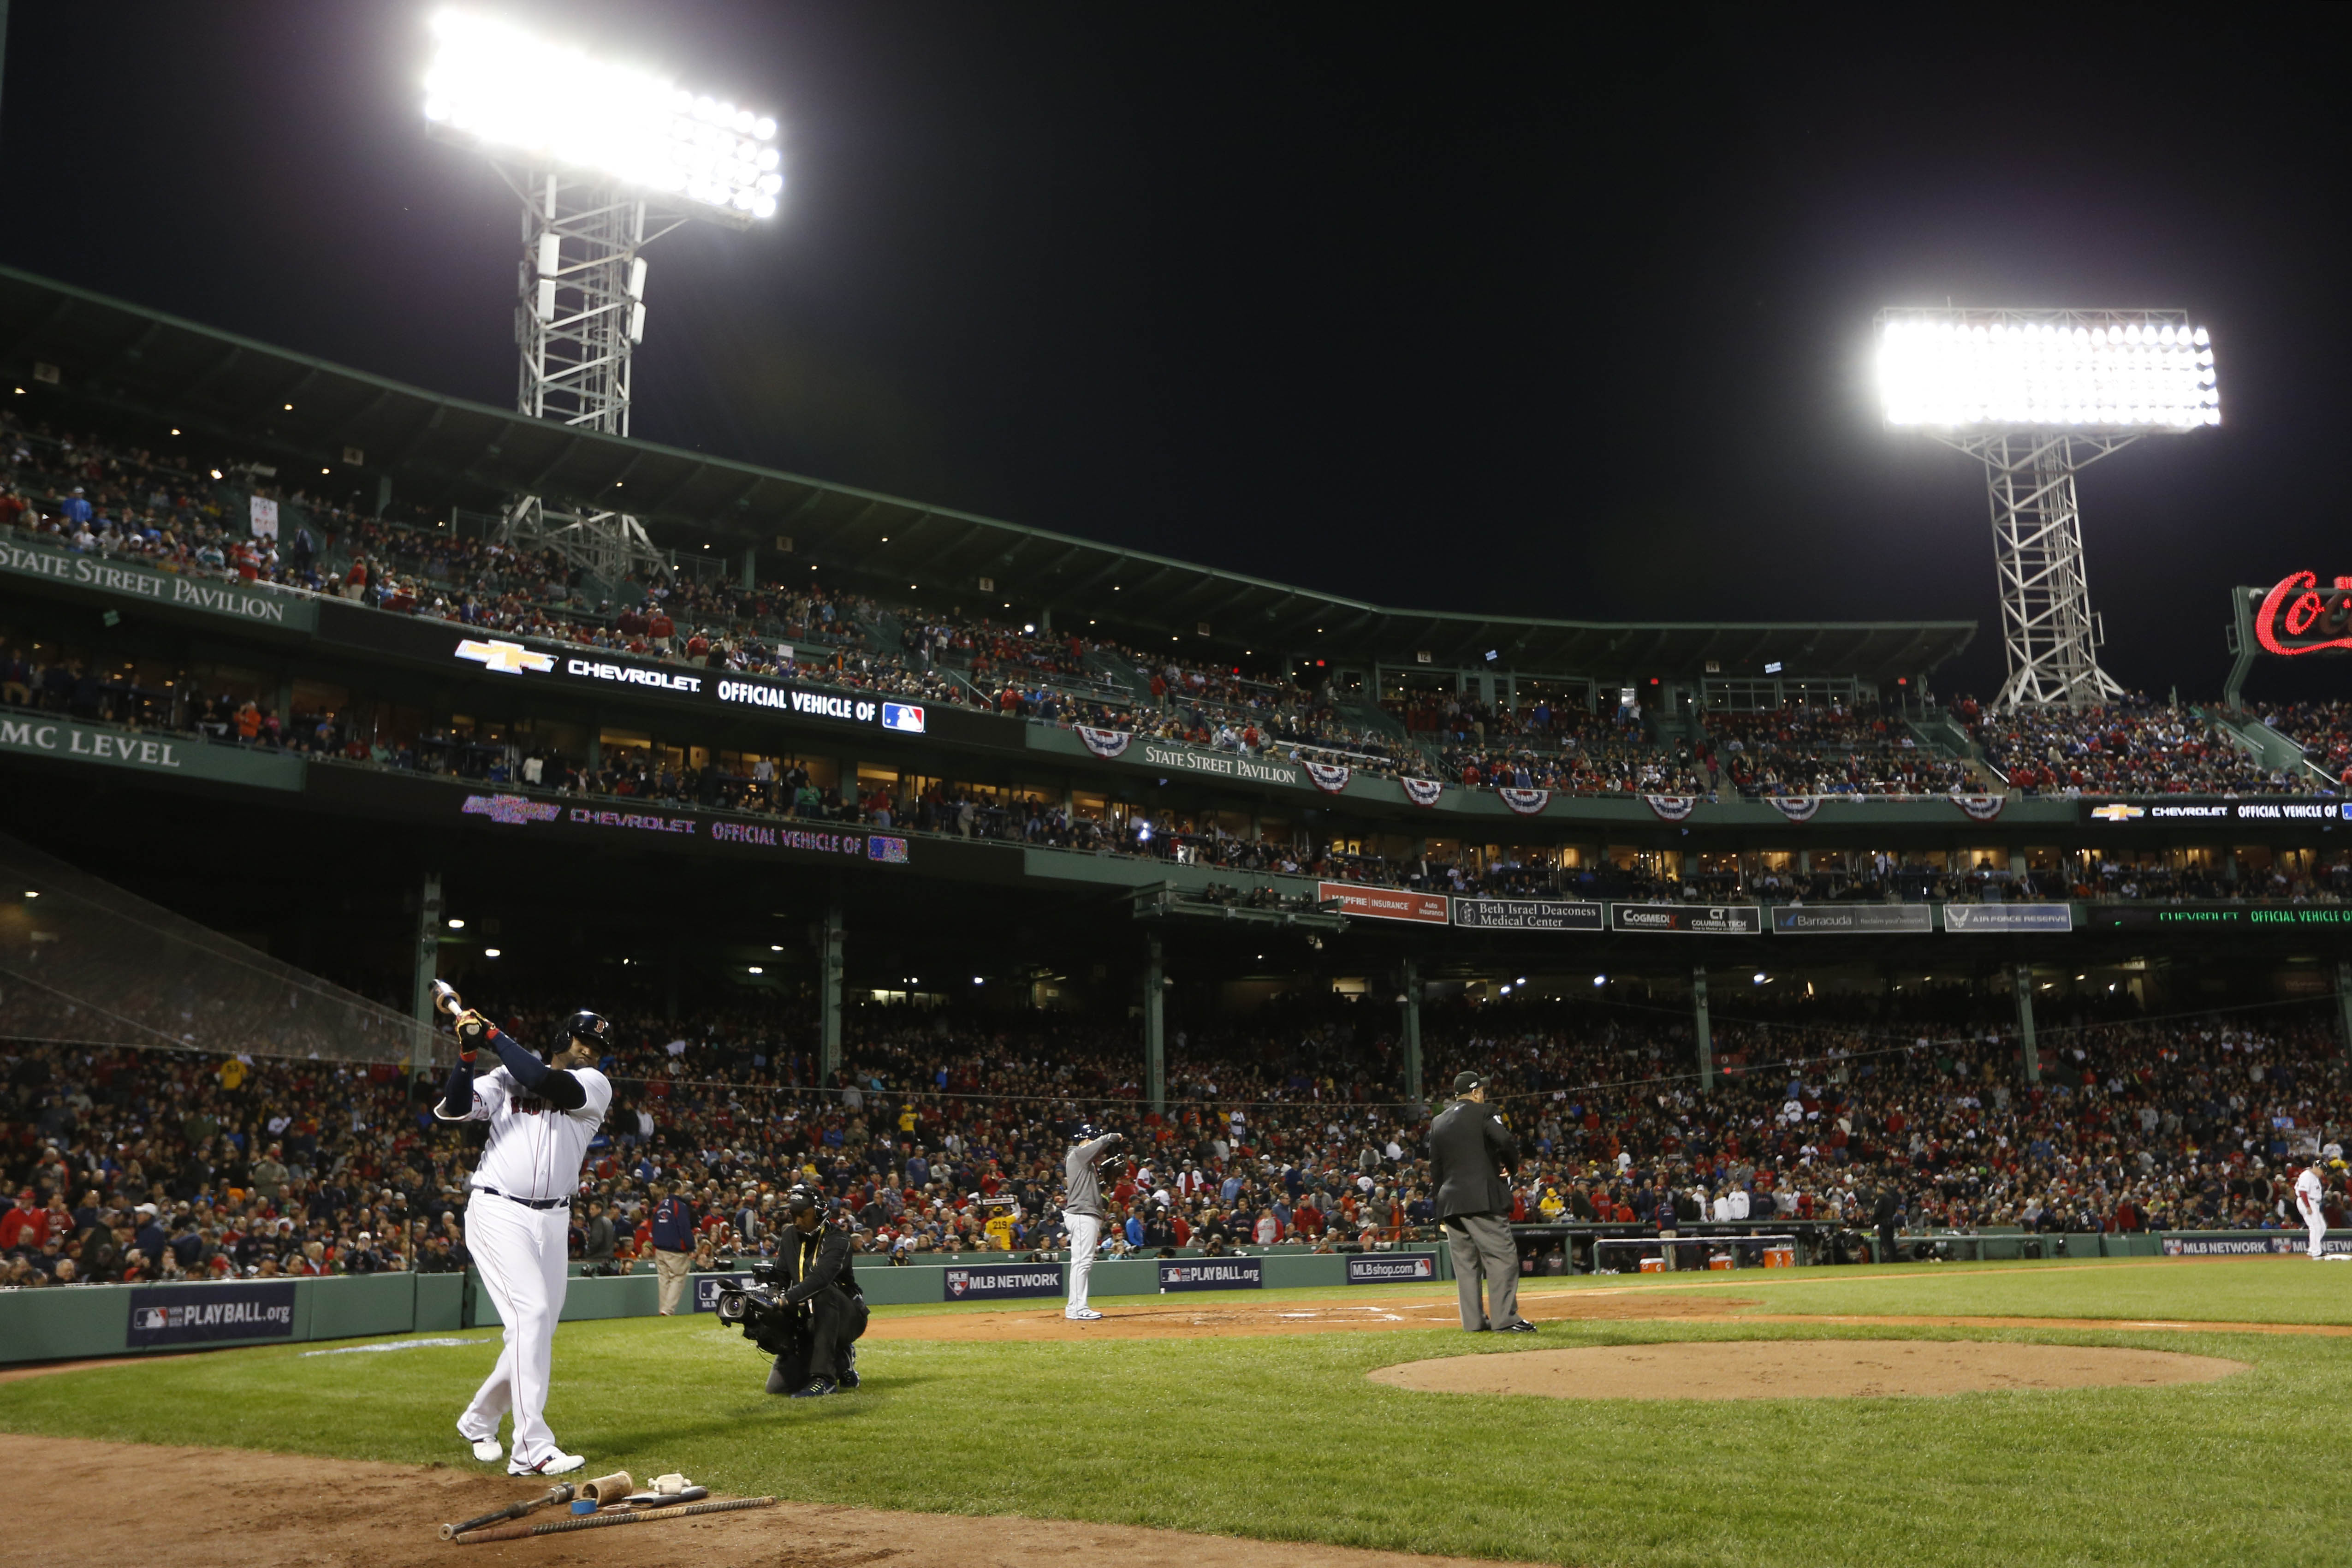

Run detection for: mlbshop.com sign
[[1158, 1257, 1264, 1292], [1346, 1252, 1438, 1284], [944, 1262, 1066, 1301], [125, 1282, 297, 1347]]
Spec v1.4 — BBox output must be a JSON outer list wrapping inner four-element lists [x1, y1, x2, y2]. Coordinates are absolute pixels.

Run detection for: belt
[[476, 1186, 570, 1211]]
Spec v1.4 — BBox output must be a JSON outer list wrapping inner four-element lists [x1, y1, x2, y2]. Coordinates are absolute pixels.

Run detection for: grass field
[[3, 1257, 2346, 1568]]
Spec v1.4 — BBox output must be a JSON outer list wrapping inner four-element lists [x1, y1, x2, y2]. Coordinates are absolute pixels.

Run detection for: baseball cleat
[[1498, 1319, 1538, 1333], [509, 1450, 584, 1476], [467, 1436, 502, 1462], [790, 1377, 837, 1399], [1064, 1307, 1102, 1320]]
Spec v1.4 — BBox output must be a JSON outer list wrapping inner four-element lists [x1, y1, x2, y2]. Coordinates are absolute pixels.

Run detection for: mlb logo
[[881, 702, 926, 734], [946, 1270, 970, 1298], [1412, 1258, 1433, 1278], [134, 1307, 168, 1331]]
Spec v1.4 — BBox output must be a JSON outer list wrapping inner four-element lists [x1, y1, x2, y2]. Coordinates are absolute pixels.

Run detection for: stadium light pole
[[422, 10, 783, 583], [1876, 308, 2221, 710]]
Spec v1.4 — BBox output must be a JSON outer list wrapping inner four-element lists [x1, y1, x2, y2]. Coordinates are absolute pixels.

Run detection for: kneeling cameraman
[[765, 1187, 868, 1398]]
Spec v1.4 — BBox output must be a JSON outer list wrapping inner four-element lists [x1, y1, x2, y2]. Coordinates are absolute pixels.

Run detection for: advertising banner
[[2092, 904, 2352, 932], [1451, 898, 1604, 932], [1158, 1257, 1265, 1292], [1345, 1252, 1439, 1284], [2083, 798, 2350, 825], [126, 1282, 297, 1347], [0, 715, 306, 791], [451, 791, 912, 871], [1320, 883, 1449, 924], [0, 540, 317, 631], [944, 1262, 1066, 1301], [1136, 739, 1308, 791], [1770, 904, 1932, 935], [1610, 904, 1764, 935], [1941, 904, 2074, 933], [692, 1273, 751, 1313]]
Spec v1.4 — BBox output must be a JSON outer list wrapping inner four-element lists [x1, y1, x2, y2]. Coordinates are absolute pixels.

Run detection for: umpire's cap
[[563, 1010, 612, 1050], [1454, 1071, 1487, 1094]]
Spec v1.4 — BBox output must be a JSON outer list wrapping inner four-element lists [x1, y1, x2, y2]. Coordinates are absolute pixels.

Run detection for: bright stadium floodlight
[[1877, 307, 2221, 710], [422, 10, 784, 584]]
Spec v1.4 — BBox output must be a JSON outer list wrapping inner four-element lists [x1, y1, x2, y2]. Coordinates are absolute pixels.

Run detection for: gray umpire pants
[[1443, 1212, 1519, 1330]]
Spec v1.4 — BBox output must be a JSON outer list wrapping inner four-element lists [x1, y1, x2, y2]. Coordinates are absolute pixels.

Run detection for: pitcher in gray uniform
[[1062, 1124, 1122, 1320], [1427, 1071, 1534, 1333]]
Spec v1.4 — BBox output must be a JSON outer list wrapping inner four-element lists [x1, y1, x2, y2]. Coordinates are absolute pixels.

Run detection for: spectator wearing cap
[[1428, 1070, 1533, 1333], [0, 1188, 45, 1253]]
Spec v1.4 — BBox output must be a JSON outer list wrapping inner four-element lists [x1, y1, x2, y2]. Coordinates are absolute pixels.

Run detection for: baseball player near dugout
[[1062, 1123, 1121, 1320], [433, 985, 612, 1476]]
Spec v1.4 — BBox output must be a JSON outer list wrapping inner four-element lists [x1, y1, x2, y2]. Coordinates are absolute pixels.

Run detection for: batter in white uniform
[[436, 1006, 612, 1475], [2294, 1157, 2328, 1260]]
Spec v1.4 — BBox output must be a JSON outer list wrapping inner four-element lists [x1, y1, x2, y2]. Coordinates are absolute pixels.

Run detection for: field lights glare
[[1878, 310, 2219, 430], [424, 11, 782, 219]]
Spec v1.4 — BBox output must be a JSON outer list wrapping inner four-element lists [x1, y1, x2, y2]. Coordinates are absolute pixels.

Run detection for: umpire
[[1428, 1071, 1534, 1333]]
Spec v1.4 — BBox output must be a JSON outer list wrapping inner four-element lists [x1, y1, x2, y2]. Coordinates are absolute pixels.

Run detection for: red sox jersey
[[457, 1066, 612, 1204]]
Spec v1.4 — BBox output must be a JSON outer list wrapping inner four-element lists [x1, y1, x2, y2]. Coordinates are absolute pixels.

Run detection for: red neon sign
[[2255, 571, 2352, 656]]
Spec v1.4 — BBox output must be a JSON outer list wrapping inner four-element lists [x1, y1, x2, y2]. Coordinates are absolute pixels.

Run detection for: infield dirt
[[0, 1432, 1521, 1568]]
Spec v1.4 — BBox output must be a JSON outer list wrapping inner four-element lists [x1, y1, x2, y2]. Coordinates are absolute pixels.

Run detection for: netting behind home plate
[[0, 832, 436, 1066]]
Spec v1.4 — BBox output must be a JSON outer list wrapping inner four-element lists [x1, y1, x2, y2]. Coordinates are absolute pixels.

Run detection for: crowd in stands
[[10, 985, 2349, 1291], [2255, 701, 2352, 789], [1970, 695, 2309, 796], [1696, 704, 1978, 799]]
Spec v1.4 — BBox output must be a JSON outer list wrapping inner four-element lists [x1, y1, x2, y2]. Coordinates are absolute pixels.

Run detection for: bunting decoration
[[1499, 787, 1552, 816], [1076, 726, 1131, 760], [1953, 792, 2007, 821], [1766, 796, 1821, 822], [1303, 759, 1352, 793], [1400, 777, 1446, 808], [1643, 794, 1698, 822]]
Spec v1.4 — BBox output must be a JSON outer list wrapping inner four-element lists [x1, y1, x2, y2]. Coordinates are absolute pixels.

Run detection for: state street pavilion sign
[[0, 540, 318, 631]]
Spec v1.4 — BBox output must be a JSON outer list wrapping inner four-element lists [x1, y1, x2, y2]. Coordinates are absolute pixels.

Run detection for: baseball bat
[[431, 977, 464, 1018], [438, 1482, 573, 1541], [456, 1495, 776, 1544]]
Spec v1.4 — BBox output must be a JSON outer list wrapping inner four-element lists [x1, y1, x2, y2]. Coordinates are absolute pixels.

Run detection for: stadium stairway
[[2202, 705, 2329, 787]]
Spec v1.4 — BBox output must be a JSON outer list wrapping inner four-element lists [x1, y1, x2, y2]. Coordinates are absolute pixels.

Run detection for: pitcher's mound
[[1369, 1340, 2249, 1401]]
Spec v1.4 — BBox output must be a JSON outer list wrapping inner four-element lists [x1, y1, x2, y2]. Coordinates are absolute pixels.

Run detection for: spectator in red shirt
[[0, 1189, 46, 1253]]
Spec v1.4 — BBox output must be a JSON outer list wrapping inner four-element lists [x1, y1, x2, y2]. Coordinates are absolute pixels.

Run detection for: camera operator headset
[[767, 1185, 869, 1398]]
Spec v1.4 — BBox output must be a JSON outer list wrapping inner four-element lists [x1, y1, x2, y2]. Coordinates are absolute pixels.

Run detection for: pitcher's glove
[[454, 1009, 493, 1063]]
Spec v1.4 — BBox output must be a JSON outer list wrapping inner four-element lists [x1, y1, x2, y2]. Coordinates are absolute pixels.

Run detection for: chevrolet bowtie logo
[[2090, 802, 2145, 822], [454, 637, 556, 676]]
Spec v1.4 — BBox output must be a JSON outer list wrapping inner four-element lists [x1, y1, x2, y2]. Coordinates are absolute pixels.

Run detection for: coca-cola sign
[[2255, 571, 2352, 655]]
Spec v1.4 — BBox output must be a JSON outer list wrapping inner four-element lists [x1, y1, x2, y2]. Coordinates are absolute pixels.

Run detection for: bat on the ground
[[439, 1482, 573, 1541]]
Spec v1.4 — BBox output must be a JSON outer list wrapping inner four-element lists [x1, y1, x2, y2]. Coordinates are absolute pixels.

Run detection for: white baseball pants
[[1066, 1213, 1102, 1313], [459, 1194, 573, 1467], [2299, 1195, 2327, 1259]]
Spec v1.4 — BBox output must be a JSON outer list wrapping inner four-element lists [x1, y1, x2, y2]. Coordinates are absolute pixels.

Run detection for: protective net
[[0, 832, 439, 1066]]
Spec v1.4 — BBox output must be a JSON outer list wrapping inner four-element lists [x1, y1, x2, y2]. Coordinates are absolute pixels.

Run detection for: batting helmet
[[563, 1010, 612, 1051], [1070, 1123, 1098, 1142]]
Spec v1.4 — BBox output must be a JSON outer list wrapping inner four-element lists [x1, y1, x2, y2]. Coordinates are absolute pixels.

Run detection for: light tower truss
[[421, 10, 783, 590], [1877, 306, 2220, 712]]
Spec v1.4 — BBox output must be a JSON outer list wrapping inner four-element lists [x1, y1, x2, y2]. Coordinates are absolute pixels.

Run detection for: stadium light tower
[[1877, 307, 2220, 710], [422, 10, 783, 582]]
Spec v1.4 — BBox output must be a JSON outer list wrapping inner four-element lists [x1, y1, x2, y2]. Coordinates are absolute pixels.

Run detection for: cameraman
[[767, 1188, 869, 1399]]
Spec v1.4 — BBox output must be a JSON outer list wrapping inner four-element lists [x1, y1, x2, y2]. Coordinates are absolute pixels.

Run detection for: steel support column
[[820, 903, 844, 1085], [2015, 961, 2041, 1084], [1692, 963, 1713, 1093], [409, 870, 443, 1073], [2337, 959, 2352, 1062], [1144, 936, 1166, 1116], [1400, 956, 1423, 1105]]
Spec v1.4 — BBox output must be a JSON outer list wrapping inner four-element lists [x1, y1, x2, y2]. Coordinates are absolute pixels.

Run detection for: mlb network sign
[[1346, 1252, 1438, 1284], [126, 1282, 297, 1347], [944, 1262, 1064, 1301]]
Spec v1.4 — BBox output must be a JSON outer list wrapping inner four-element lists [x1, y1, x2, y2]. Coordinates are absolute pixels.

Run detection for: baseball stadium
[[4, 10, 2351, 1568]]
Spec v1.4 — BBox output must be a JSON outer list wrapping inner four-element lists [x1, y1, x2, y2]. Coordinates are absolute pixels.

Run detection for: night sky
[[1, 5, 2345, 701]]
